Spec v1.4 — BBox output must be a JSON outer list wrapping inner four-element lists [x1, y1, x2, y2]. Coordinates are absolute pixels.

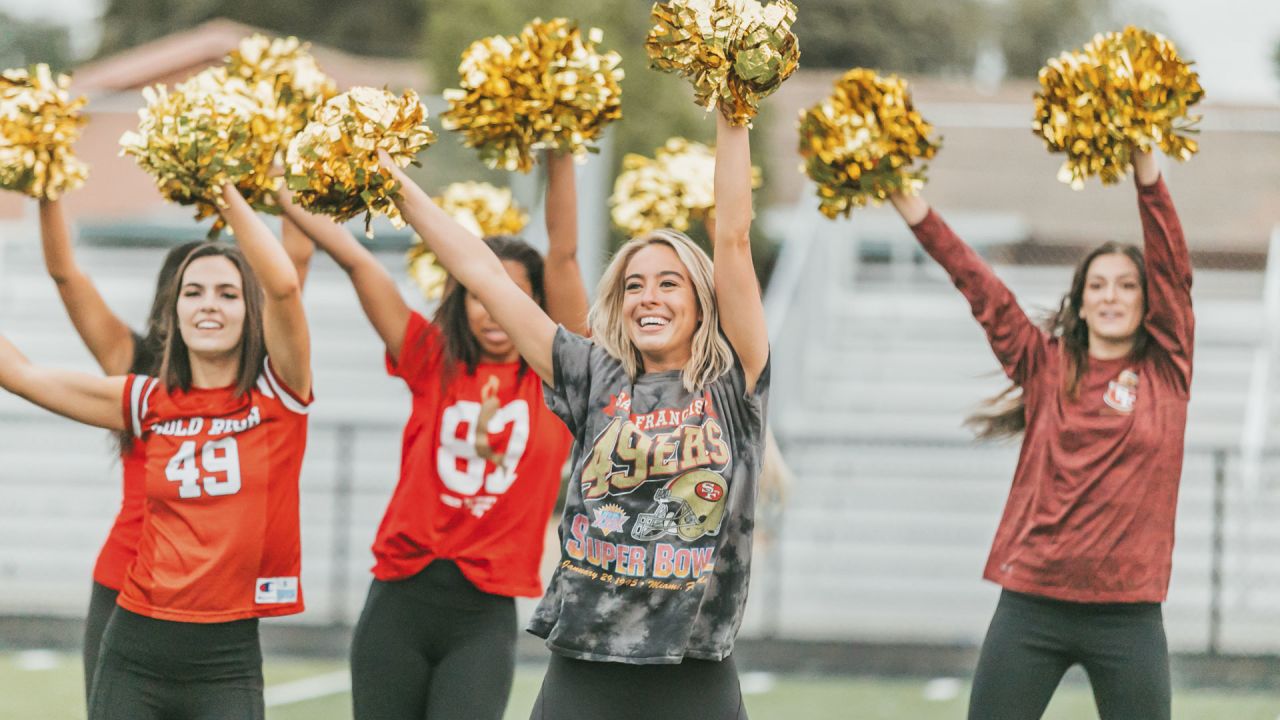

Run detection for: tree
[[0, 13, 73, 71], [95, 0, 425, 59], [998, 0, 1111, 78], [792, 0, 988, 74]]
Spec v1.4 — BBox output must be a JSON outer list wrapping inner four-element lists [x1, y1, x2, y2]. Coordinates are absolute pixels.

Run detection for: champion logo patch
[[255, 576, 298, 604]]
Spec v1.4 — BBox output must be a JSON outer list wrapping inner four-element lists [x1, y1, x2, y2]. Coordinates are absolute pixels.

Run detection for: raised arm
[[712, 112, 769, 392], [38, 198, 136, 375], [889, 192, 1047, 384], [380, 151, 557, 384], [281, 214, 315, 289], [219, 185, 311, 397], [543, 152, 590, 335], [277, 187, 411, 358], [1132, 149, 1193, 390], [0, 335, 127, 430]]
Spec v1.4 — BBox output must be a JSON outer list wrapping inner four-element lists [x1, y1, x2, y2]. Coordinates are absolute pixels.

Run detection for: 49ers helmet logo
[[631, 469, 729, 542]]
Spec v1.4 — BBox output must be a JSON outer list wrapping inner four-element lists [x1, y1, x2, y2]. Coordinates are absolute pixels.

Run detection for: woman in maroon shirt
[[889, 149, 1192, 720]]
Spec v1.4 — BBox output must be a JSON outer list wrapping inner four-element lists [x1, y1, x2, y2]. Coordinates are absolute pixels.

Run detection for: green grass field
[[4, 652, 1278, 720]]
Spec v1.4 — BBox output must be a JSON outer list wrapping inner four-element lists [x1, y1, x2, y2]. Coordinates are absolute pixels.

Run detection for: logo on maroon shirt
[[1103, 369, 1140, 413]]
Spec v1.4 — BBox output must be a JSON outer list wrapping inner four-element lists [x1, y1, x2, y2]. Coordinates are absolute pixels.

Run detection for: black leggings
[[350, 560, 518, 720], [968, 589, 1171, 720], [84, 581, 119, 702], [88, 607, 263, 720], [530, 653, 748, 720]]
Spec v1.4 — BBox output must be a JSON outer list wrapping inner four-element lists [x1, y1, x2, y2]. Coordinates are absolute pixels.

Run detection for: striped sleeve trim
[[261, 358, 310, 415], [128, 376, 159, 437]]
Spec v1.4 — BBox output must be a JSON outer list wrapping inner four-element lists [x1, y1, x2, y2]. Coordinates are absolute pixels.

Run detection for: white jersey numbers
[[165, 438, 243, 499], [436, 399, 531, 496]]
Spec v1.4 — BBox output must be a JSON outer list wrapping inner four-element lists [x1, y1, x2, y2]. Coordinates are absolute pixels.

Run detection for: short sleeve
[[258, 358, 313, 415], [123, 374, 159, 438], [385, 311, 441, 392], [542, 326, 595, 436]]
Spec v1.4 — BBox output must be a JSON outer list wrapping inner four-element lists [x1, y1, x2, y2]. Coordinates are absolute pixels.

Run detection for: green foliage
[[998, 0, 1112, 77], [0, 13, 73, 71], [791, 0, 988, 74], [95, 0, 425, 58]]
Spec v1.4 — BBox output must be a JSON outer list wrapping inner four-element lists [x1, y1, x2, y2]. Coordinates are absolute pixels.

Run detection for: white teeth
[[639, 316, 668, 328], [196, 321, 221, 329]]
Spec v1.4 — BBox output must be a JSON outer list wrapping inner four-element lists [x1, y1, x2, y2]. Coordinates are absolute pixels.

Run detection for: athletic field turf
[[3, 652, 1278, 719]]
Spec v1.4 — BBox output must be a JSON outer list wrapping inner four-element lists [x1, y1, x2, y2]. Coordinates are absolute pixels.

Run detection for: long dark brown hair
[[158, 242, 268, 397], [965, 242, 1149, 440], [115, 240, 203, 452], [427, 235, 546, 382]]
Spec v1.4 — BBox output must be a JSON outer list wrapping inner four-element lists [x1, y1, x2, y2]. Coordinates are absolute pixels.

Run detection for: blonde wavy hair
[[589, 229, 734, 391]]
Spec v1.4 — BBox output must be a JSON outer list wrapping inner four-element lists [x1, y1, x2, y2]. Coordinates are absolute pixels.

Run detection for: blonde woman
[[380, 109, 767, 719]]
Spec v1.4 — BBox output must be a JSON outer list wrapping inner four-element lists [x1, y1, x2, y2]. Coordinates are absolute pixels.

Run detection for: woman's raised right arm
[[0, 335, 127, 430], [38, 198, 136, 375], [277, 187, 411, 359], [889, 193, 1047, 384], [380, 152, 558, 385]]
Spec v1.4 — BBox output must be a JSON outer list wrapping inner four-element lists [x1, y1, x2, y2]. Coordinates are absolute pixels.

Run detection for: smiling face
[[466, 258, 534, 363], [175, 255, 246, 363], [621, 242, 700, 372], [1079, 252, 1144, 354]]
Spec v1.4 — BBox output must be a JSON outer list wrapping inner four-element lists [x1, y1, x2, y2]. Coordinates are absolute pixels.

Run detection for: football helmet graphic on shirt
[[631, 469, 728, 542]]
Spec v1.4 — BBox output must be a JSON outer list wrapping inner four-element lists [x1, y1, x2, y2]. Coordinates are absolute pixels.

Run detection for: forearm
[[39, 198, 134, 373], [543, 152, 589, 334], [220, 185, 301, 301], [889, 192, 930, 226], [281, 216, 315, 289], [39, 198, 76, 281], [1133, 149, 1160, 187], [0, 336, 126, 430], [713, 113, 752, 248]]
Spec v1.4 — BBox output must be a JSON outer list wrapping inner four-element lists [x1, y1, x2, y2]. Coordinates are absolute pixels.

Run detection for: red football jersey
[[117, 359, 311, 622], [91, 441, 146, 590], [371, 312, 573, 597]]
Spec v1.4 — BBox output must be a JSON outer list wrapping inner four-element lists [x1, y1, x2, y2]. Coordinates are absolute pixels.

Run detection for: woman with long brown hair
[[0, 184, 312, 719], [26, 190, 313, 704], [382, 108, 768, 720], [279, 152, 587, 720], [888, 149, 1192, 720]]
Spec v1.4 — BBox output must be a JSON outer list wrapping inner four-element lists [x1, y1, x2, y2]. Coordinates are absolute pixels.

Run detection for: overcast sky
[[2, 0, 1278, 104]]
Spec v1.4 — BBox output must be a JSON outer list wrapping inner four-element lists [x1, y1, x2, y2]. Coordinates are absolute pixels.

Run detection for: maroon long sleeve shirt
[[910, 177, 1194, 603]]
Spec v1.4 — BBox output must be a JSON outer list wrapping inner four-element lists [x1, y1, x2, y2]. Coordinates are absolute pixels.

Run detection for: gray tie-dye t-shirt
[[528, 327, 770, 664]]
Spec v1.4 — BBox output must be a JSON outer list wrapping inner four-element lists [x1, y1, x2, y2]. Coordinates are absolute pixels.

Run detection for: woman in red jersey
[[29, 192, 313, 703], [888, 149, 1192, 720], [278, 152, 586, 720], [383, 111, 768, 720], [0, 184, 311, 720]]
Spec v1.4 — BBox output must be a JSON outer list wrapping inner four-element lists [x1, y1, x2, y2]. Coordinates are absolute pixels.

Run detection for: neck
[[1087, 334, 1136, 361], [641, 348, 691, 375], [189, 352, 240, 388], [480, 347, 520, 364]]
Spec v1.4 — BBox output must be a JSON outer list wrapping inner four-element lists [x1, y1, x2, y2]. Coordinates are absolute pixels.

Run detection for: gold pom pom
[[646, 0, 800, 127], [119, 66, 286, 232], [0, 64, 89, 200], [404, 182, 526, 301], [610, 137, 761, 235], [798, 68, 941, 219], [405, 243, 449, 302], [434, 181, 528, 237], [284, 87, 436, 237], [1033, 26, 1204, 189], [442, 18, 624, 174], [225, 34, 337, 142]]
